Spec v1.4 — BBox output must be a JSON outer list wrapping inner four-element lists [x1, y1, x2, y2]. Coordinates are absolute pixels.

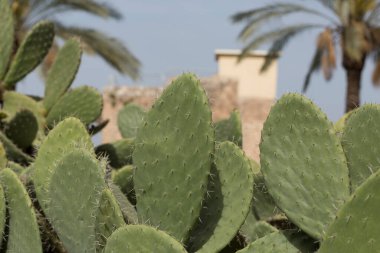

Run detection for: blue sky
[[20, 0, 380, 121]]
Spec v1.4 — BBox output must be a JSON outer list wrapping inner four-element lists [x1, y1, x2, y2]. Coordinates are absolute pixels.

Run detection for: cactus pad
[[112, 165, 135, 203], [44, 38, 82, 111], [133, 74, 214, 242], [95, 188, 126, 252], [318, 169, 380, 253], [95, 139, 134, 168], [5, 109, 38, 149], [236, 231, 299, 253], [0, 169, 42, 253], [4, 21, 54, 87], [117, 103, 145, 139], [104, 225, 187, 253], [341, 104, 380, 191], [0, 184, 5, 248], [33, 117, 93, 211], [260, 93, 349, 239], [187, 142, 254, 253], [215, 110, 242, 147], [0, 0, 14, 78], [108, 182, 138, 224], [0, 131, 33, 164], [46, 86, 102, 126], [47, 149, 105, 253]]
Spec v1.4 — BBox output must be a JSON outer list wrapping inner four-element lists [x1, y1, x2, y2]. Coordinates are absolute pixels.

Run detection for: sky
[[20, 0, 380, 121]]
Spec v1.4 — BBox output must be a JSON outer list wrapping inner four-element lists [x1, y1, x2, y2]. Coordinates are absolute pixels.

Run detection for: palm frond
[[55, 23, 140, 80], [239, 24, 322, 60], [303, 48, 323, 92], [314, 0, 337, 13], [318, 28, 336, 80], [28, 0, 121, 25], [367, 3, 380, 25]]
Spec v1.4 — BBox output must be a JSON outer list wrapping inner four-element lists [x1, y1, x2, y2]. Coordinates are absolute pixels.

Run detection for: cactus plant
[[117, 103, 146, 139]]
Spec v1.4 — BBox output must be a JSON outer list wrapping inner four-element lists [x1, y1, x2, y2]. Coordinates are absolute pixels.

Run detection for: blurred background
[[21, 0, 380, 122]]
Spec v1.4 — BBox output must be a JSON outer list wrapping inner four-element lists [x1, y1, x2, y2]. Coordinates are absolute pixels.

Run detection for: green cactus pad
[[260, 93, 349, 239], [112, 165, 135, 203], [108, 182, 138, 224], [47, 149, 105, 253], [0, 0, 14, 78], [318, 169, 380, 253], [44, 38, 82, 111], [95, 188, 126, 253], [46, 86, 103, 126], [7, 161, 25, 174], [133, 74, 214, 242], [95, 139, 134, 168], [252, 172, 283, 221], [105, 225, 187, 253], [4, 21, 54, 87], [341, 104, 380, 191], [33, 117, 93, 211], [215, 110, 242, 147], [187, 142, 253, 253], [236, 231, 299, 253], [0, 169, 42, 253], [242, 221, 277, 244], [0, 131, 33, 164], [0, 184, 5, 248], [117, 103, 146, 139], [5, 109, 38, 149], [334, 110, 354, 136], [0, 141, 7, 169], [2, 91, 45, 130]]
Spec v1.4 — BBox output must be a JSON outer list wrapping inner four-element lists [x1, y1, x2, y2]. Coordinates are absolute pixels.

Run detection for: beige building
[[101, 50, 278, 161]]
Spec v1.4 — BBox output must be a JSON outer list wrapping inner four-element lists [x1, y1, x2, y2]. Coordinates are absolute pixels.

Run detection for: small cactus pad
[[318, 170, 380, 253], [112, 165, 135, 203], [47, 149, 105, 253], [95, 188, 126, 252], [236, 231, 299, 253], [215, 110, 242, 147], [2, 91, 45, 129], [244, 221, 278, 244], [187, 142, 254, 253], [133, 74, 214, 242], [260, 93, 349, 239], [44, 38, 82, 111], [46, 86, 103, 126], [0, 0, 14, 78], [0, 131, 33, 164], [4, 21, 54, 87], [117, 103, 146, 139], [341, 104, 380, 191], [108, 182, 138, 224], [252, 172, 283, 221], [104, 225, 187, 253], [5, 109, 38, 149], [0, 142, 6, 169], [95, 139, 134, 169], [0, 169, 42, 253], [33, 117, 93, 211]]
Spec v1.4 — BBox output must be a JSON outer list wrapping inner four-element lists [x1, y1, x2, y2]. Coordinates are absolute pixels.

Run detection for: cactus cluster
[[1, 0, 380, 252]]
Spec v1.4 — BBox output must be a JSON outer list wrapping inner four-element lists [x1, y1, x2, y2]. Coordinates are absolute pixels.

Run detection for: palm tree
[[232, 0, 380, 112], [10, 0, 140, 80]]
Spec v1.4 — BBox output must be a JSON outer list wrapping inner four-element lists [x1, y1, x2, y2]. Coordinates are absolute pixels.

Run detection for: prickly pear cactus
[[4, 20, 54, 87], [133, 73, 214, 242], [33, 117, 93, 211], [47, 149, 105, 253], [0, 0, 13, 78], [341, 104, 380, 191], [117, 103, 146, 139], [44, 38, 82, 112], [187, 141, 253, 253], [104, 225, 187, 253], [236, 231, 299, 253], [215, 110, 242, 147], [0, 169, 42, 253], [260, 93, 350, 239], [318, 169, 380, 253]]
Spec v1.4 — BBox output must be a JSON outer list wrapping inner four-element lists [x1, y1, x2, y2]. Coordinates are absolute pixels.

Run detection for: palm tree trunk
[[342, 52, 365, 112]]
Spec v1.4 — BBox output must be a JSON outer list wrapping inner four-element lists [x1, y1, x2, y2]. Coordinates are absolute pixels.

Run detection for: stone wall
[[101, 75, 273, 161]]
